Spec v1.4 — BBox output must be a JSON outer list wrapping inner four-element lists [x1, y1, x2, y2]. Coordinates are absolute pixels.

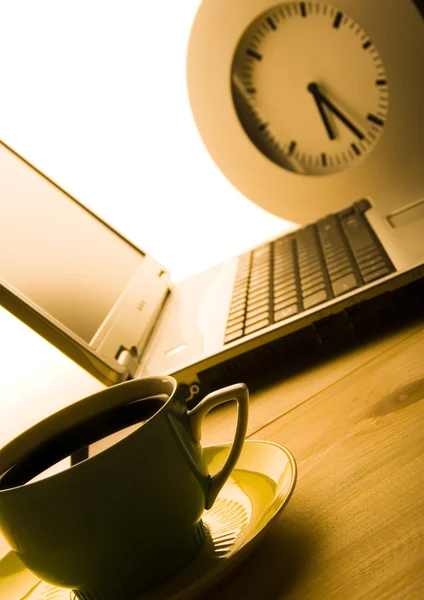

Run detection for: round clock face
[[231, 1, 389, 176]]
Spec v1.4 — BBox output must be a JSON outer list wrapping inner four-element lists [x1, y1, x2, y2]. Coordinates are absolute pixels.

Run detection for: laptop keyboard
[[224, 203, 395, 344]]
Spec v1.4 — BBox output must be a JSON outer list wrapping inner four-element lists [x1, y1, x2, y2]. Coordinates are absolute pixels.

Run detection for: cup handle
[[188, 383, 249, 510]]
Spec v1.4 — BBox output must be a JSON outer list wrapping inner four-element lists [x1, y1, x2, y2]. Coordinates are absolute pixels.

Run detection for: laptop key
[[361, 260, 387, 276], [226, 322, 245, 336], [248, 279, 269, 294], [331, 273, 359, 296], [328, 265, 353, 281], [224, 329, 244, 344], [356, 254, 383, 270], [246, 297, 269, 311], [251, 264, 270, 275], [302, 281, 326, 297], [355, 246, 380, 261], [231, 290, 248, 303], [226, 315, 244, 329], [363, 266, 390, 283], [273, 276, 295, 289], [341, 214, 373, 247], [324, 245, 348, 259], [274, 295, 298, 310], [298, 255, 320, 269], [231, 289, 248, 303], [274, 253, 293, 265], [230, 300, 247, 314], [273, 271, 295, 285], [250, 264, 269, 275], [274, 297, 299, 312], [244, 319, 270, 335], [228, 308, 245, 322], [247, 289, 269, 304], [246, 305, 269, 320], [245, 311, 270, 328], [326, 256, 351, 271], [273, 285, 298, 300], [300, 269, 325, 284], [235, 278, 249, 288], [303, 289, 329, 309], [249, 278, 270, 292], [274, 304, 298, 322], [274, 262, 294, 272], [299, 263, 322, 278], [301, 276, 325, 293]]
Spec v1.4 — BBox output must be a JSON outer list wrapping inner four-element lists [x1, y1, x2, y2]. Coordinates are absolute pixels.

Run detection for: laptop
[[1, 134, 423, 403], [1, 1, 423, 404]]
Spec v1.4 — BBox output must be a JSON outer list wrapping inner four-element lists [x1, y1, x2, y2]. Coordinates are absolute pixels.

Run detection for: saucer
[[0, 440, 296, 600]]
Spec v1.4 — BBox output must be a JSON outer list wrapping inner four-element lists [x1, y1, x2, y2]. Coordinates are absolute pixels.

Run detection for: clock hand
[[307, 82, 365, 140], [307, 83, 336, 141]]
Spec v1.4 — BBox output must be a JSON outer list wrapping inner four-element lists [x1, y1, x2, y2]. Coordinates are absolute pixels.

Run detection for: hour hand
[[307, 82, 364, 140], [308, 83, 336, 141]]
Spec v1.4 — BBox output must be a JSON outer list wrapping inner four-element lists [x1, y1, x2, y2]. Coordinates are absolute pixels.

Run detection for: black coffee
[[0, 395, 167, 490]]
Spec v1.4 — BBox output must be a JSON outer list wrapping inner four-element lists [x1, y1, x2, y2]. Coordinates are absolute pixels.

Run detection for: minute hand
[[315, 90, 364, 140]]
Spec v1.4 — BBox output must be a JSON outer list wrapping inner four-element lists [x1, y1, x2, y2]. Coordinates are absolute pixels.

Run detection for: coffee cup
[[0, 375, 248, 599]]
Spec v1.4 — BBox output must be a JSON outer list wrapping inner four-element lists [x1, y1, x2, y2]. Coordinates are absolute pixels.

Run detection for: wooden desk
[[201, 319, 424, 600], [1, 320, 423, 599]]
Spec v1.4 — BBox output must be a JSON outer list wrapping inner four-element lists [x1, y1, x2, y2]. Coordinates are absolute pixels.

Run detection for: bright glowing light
[[0, 1, 294, 400]]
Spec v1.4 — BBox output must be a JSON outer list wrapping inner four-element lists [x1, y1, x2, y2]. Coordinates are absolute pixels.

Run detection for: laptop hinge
[[115, 345, 138, 379]]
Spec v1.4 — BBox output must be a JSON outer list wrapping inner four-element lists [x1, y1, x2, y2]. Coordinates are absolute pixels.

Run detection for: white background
[[0, 1, 293, 406]]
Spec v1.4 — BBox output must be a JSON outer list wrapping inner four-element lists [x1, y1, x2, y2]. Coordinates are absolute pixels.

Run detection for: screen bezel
[[0, 140, 170, 386]]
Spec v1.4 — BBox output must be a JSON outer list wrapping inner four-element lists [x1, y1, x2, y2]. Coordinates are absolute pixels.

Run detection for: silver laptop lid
[[187, 0, 424, 224], [0, 141, 170, 386]]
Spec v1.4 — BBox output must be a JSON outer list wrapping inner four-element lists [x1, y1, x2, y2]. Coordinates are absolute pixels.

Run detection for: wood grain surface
[[202, 323, 424, 600]]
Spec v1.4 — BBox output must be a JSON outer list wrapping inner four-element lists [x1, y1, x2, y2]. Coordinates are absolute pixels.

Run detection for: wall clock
[[187, 0, 424, 223], [231, 2, 388, 175]]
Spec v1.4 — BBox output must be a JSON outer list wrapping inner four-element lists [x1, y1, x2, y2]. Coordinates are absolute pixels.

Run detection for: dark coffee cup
[[0, 376, 248, 599]]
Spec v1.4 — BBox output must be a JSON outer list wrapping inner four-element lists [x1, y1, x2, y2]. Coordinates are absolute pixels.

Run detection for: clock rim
[[186, 0, 424, 224]]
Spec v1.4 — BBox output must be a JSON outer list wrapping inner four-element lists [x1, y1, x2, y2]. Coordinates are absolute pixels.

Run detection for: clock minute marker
[[299, 2, 307, 17], [321, 153, 327, 167], [351, 143, 361, 155], [288, 141, 297, 156], [333, 11, 343, 29], [367, 113, 384, 126], [376, 79, 387, 86], [246, 48, 262, 61], [363, 40, 372, 50], [266, 17, 277, 30]]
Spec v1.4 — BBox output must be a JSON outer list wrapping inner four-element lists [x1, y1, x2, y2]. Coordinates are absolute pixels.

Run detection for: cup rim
[[0, 375, 178, 494]]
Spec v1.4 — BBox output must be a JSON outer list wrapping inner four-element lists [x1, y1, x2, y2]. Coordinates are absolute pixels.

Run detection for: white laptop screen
[[0, 143, 143, 342]]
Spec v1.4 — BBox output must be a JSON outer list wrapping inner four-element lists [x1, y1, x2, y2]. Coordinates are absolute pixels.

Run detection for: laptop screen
[[0, 143, 143, 342]]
